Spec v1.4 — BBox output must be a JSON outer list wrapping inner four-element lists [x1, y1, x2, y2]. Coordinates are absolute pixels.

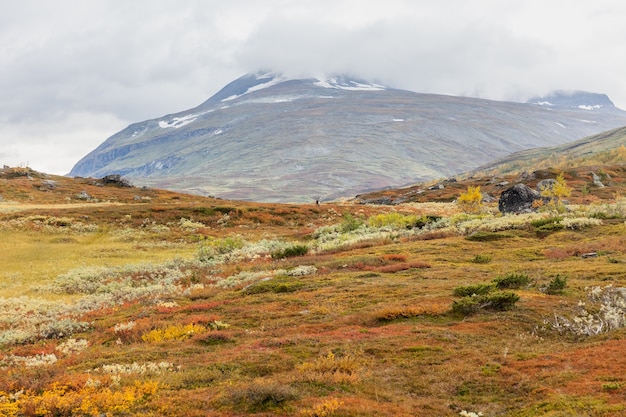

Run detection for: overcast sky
[[2, 0, 626, 175]]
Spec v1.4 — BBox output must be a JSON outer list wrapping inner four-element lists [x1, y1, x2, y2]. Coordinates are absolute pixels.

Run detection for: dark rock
[[498, 184, 541, 214], [101, 174, 133, 187]]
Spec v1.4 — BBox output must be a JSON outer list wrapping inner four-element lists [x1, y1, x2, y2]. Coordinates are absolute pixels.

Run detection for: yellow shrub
[[457, 186, 482, 213], [141, 323, 206, 343], [297, 353, 361, 385], [300, 398, 343, 417]]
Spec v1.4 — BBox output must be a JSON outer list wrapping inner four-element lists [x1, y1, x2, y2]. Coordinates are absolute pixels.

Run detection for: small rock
[[76, 191, 92, 200], [581, 252, 598, 259], [591, 173, 605, 188]]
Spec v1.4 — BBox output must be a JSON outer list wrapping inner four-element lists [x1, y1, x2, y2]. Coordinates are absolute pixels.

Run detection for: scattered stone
[[481, 193, 496, 203], [518, 171, 535, 181], [592, 172, 605, 188], [496, 181, 509, 187], [498, 184, 541, 214], [536, 179, 557, 193], [40, 180, 57, 190], [76, 191, 92, 200], [428, 183, 445, 190], [581, 252, 598, 259]]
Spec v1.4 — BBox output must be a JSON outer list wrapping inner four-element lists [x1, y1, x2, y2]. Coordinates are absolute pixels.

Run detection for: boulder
[[498, 184, 541, 214], [101, 174, 133, 187]]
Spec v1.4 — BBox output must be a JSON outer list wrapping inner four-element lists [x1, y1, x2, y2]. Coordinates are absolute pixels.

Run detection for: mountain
[[470, 125, 626, 176], [69, 72, 626, 202], [526, 90, 618, 111]]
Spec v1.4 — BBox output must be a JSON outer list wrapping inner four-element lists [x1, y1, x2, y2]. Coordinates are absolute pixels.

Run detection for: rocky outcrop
[[498, 184, 541, 214], [101, 174, 133, 188]]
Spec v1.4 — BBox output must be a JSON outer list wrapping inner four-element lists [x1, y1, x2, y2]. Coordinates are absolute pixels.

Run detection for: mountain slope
[[471, 125, 626, 176], [69, 72, 626, 202]]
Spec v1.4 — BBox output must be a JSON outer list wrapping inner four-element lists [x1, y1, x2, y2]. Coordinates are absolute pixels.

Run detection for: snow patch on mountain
[[221, 72, 289, 102], [159, 109, 214, 129], [527, 91, 615, 111], [314, 77, 386, 91]]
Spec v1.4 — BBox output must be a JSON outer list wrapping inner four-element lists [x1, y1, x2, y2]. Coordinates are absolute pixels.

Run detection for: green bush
[[465, 232, 512, 242], [530, 216, 563, 228], [471, 254, 492, 264], [271, 244, 308, 259], [544, 275, 567, 295], [493, 273, 531, 289], [242, 276, 305, 295], [453, 284, 495, 297], [452, 291, 520, 316], [340, 213, 364, 232]]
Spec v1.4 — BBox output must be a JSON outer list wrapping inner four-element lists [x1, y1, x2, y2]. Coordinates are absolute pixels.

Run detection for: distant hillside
[[471, 125, 626, 176], [69, 72, 626, 203]]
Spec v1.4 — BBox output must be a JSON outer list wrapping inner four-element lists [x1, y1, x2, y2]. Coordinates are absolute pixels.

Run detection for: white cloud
[[1, 0, 626, 174]]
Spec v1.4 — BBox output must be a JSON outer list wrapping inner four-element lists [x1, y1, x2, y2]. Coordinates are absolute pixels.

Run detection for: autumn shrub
[[227, 379, 299, 412], [300, 398, 343, 417], [377, 261, 431, 273], [141, 323, 206, 343], [367, 212, 434, 229], [457, 186, 483, 213], [296, 352, 362, 385], [13, 379, 160, 417], [493, 273, 531, 289]]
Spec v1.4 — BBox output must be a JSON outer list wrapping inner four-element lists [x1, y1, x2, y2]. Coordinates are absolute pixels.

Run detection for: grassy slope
[[0, 167, 625, 416]]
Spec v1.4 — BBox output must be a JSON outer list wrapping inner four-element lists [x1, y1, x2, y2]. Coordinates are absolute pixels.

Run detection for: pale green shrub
[[56, 338, 89, 355], [546, 285, 626, 335], [95, 361, 176, 375]]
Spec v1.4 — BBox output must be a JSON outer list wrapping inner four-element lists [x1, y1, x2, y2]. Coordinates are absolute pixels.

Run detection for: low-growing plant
[[546, 285, 626, 336], [141, 323, 206, 343], [296, 352, 361, 385], [471, 254, 492, 264], [340, 212, 364, 232], [493, 273, 531, 289], [242, 276, 305, 295], [227, 379, 299, 412], [300, 398, 343, 417], [271, 244, 308, 259], [452, 291, 520, 316], [544, 275, 567, 295], [465, 231, 512, 242], [453, 283, 495, 297]]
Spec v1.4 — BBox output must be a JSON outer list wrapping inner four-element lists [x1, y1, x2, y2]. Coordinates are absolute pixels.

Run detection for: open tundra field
[[0, 167, 625, 416]]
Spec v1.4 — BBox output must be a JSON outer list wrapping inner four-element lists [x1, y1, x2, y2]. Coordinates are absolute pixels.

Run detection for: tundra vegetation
[[0, 166, 625, 416]]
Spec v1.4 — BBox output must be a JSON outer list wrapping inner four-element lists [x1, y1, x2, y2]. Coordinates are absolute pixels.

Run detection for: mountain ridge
[[69, 72, 626, 202]]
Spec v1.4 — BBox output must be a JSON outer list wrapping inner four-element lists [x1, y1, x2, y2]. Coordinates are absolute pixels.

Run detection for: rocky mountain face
[[69, 72, 626, 202]]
